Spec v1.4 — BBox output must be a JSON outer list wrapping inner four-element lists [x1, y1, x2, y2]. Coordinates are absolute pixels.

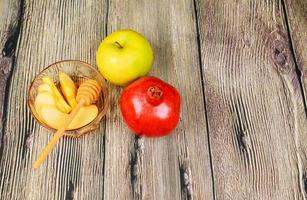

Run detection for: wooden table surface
[[0, 0, 307, 199]]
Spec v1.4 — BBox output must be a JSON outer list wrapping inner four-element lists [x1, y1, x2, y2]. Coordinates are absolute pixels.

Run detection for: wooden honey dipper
[[33, 79, 101, 169]]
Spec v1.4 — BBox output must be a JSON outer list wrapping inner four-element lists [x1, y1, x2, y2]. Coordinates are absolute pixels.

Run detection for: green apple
[[96, 29, 153, 86]]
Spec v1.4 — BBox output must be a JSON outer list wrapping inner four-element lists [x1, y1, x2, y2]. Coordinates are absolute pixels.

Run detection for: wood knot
[[274, 49, 286, 66], [242, 36, 252, 48], [302, 173, 307, 196], [65, 181, 75, 200], [267, 30, 292, 74], [178, 161, 192, 199], [129, 136, 143, 199], [272, 38, 292, 73]]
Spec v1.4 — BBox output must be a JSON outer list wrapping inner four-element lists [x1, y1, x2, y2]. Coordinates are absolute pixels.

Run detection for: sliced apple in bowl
[[34, 92, 56, 123], [40, 105, 98, 130], [37, 83, 53, 93], [42, 76, 72, 113], [59, 72, 78, 108], [33, 73, 100, 131]]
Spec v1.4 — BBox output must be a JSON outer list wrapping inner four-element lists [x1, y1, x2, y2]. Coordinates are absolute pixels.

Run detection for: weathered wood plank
[[196, 0, 307, 199], [0, 0, 107, 199], [282, 0, 307, 198], [104, 0, 214, 199], [282, 0, 307, 108], [0, 0, 23, 156]]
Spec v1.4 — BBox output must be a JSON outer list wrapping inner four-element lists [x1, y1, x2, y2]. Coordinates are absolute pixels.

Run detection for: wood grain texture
[[0, 0, 107, 199], [282, 0, 307, 198], [0, 0, 23, 155], [104, 0, 213, 199], [196, 0, 307, 199], [0, 0, 214, 199], [1, 0, 307, 199], [282, 0, 307, 107]]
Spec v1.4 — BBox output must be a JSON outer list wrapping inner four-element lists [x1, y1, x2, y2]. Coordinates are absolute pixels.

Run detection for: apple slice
[[34, 92, 56, 122], [37, 83, 53, 93], [42, 76, 72, 113], [40, 105, 98, 130], [59, 72, 77, 108]]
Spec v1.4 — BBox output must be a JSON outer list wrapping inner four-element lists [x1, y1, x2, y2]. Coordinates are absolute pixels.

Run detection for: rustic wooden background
[[0, 0, 307, 199]]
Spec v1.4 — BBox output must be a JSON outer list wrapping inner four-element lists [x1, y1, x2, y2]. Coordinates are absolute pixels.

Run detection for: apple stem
[[146, 86, 163, 105], [115, 41, 123, 49]]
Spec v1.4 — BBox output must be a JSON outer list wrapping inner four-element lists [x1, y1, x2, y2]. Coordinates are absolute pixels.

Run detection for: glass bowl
[[28, 60, 108, 137]]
